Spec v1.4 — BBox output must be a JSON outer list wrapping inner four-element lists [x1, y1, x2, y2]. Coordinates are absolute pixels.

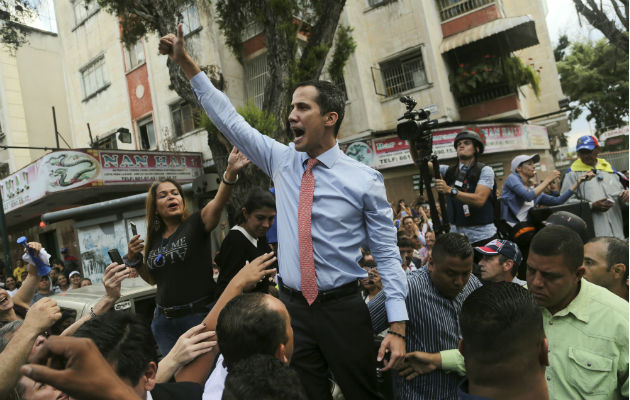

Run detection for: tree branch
[[573, 0, 628, 54]]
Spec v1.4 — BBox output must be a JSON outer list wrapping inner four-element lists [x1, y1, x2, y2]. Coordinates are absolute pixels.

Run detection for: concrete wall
[[53, 3, 134, 149], [0, 28, 71, 173]]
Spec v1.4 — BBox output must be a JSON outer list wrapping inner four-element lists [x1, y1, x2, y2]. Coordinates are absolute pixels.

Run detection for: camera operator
[[434, 130, 498, 247]]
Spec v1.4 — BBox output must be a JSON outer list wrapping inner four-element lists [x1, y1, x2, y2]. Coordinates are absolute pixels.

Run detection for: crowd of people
[[0, 24, 628, 400]]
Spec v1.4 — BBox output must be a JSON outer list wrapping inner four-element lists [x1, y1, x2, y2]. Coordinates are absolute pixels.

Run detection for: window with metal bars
[[380, 53, 428, 96], [245, 53, 269, 110]]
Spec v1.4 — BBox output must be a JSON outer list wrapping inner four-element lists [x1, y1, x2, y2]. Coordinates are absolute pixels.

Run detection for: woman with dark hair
[[125, 147, 249, 355], [213, 188, 276, 299], [56, 272, 71, 295]]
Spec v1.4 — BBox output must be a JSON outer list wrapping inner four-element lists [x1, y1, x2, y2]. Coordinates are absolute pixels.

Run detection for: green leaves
[[557, 38, 629, 132], [199, 100, 278, 139]]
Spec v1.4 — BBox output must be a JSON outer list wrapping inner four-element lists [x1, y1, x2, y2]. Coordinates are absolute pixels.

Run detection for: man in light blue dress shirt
[[159, 26, 408, 399]]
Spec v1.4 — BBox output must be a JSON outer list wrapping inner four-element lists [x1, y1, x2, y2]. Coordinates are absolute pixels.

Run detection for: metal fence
[[437, 0, 495, 21], [600, 151, 629, 172]]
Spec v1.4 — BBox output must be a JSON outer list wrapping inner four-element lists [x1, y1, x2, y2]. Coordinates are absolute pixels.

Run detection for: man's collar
[[549, 279, 590, 323], [300, 143, 341, 169]]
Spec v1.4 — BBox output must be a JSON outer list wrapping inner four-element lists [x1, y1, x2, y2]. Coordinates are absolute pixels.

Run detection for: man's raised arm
[[158, 24, 283, 177]]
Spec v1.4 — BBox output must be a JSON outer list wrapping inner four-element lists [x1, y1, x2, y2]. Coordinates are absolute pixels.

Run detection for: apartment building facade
[[0, 0, 567, 273]]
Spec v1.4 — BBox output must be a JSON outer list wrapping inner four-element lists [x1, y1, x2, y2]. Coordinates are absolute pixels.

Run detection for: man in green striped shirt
[[403, 225, 629, 399]]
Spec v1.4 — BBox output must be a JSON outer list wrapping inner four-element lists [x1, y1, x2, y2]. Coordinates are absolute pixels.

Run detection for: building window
[[436, 0, 494, 21], [180, 4, 200, 35], [138, 117, 156, 150], [124, 41, 145, 71], [80, 56, 109, 100], [171, 101, 201, 137], [380, 52, 428, 96], [245, 53, 269, 109], [94, 134, 117, 149], [368, 0, 396, 7], [72, 0, 99, 26]]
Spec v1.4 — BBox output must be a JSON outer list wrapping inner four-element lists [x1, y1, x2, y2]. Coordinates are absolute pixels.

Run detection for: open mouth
[[167, 202, 179, 211], [292, 127, 305, 138], [0, 295, 8, 306]]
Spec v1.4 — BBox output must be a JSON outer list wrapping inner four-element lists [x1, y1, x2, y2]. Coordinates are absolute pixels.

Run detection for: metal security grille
[[245, 54, 269, 109], [381, 55, 427, 96], [437, 0, 494, 21]]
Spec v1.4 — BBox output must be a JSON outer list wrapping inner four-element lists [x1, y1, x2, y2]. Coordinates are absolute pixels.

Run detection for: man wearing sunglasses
[[561, 135, 628, 239]]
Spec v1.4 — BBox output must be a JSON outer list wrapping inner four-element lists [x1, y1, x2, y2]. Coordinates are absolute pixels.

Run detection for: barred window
[[380, 53, 428, 96], [245, 53, 269, 109], [80, 56, 109, 99]]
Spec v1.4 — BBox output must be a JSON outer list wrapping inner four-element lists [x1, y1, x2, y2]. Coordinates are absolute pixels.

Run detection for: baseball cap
[[69, 271, 81, 278], [511, 154, 540, 173], [475, 239, 523, 266], [543, 211, 589, 243], [576, 135, 599, 152]]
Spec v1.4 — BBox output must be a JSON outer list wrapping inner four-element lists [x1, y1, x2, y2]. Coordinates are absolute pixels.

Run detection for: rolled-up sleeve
[[364, 174, 408, 322]]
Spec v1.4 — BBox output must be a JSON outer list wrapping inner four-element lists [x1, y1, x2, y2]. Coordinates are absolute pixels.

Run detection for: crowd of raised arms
[[0, 25, 627, 400]]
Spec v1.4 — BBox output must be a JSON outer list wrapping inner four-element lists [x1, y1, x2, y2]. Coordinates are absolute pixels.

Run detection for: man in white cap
[[562, 135, 628, 239]]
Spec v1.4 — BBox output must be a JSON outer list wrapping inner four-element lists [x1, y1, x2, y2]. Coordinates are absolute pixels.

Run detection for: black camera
[[397, 96, 439, 160]]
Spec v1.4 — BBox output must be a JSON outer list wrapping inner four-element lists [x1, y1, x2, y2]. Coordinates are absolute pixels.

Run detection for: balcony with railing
[[449, 55, 539, 120], [437, 0, 502, 38], [437, 0, 495, 21]]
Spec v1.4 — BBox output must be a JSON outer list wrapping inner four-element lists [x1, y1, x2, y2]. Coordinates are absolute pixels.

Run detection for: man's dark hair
[[294, 80, 345, 136], [222, 354, 307, 400], [217, 293, 288, 371], [496, 254, 517, 276], [587, 237, 629, 280], [397, 237, 413, 249], [432, 232, 473, 264], [402, 215, 414, 224], [530, 225, 583, 271], [74, 311, 157, 386], [460, 282, 543, 369]]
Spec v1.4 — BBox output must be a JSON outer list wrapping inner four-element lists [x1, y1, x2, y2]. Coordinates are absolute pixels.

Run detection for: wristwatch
[[450, 188, 459, 197]]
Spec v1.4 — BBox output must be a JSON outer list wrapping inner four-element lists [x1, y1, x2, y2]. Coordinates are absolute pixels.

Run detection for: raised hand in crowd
[[60, 262, 130, 337], [156, 323, 217, 383], [127, 234, 145, 263], [21, 336, 141, 400], [176, 251, 277, 384], [158, 23, 200, 79], [23, 297, 61, 334], [0, 297, 61, 399]]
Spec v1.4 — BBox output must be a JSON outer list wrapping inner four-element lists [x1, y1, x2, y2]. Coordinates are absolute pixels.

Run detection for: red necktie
[[298, 158, 319, 305]]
